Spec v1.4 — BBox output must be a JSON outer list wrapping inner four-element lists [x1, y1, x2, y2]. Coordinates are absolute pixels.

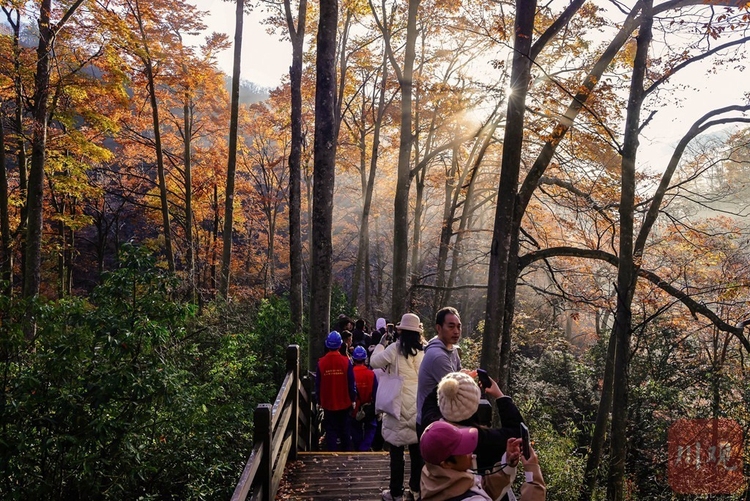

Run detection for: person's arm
[[495, 395, 525, 428], [371, 373, 379, 406], [348, 361, 357, 404], [482, 376, 525, 427], [483, 438, 521, 500], [520, 446, 546, 500], [369, 341, 395, 369], [420, 387, 442, 428], [474, 421, 523, 468], [315, 361, 322, 405]]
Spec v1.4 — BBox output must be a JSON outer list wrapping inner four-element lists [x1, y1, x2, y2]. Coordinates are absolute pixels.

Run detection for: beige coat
[[370, 341, 423, 447]]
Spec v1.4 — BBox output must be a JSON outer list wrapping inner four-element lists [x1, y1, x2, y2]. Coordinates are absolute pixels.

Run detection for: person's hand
[[484, 377, 504, 399], [462, 368, 477, 378], [380, 333, 391, 346], [505, 438, 522, 468], [521, 444, 539, 466]]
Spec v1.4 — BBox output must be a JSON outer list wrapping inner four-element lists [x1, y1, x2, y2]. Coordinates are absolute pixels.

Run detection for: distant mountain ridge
[[225, 76, 269, 104]]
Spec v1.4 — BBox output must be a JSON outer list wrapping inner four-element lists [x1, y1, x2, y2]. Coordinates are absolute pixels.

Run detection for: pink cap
[[420, 421, 478, 465]]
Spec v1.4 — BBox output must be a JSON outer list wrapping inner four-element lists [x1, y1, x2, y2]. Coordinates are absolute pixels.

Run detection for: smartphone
[[476, 368, 491, 389], [520, 422, 531, 460]]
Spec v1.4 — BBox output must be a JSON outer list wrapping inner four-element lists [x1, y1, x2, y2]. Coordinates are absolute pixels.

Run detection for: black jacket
[[420, 387, 524, 471]]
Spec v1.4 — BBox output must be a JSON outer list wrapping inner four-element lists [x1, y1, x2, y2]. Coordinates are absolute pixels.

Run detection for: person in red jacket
[[316, 331, 356, 451], [350, 346, 379, 451]]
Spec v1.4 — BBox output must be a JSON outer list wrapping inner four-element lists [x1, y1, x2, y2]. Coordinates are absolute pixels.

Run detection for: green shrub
[[0, 244, 302, 500]]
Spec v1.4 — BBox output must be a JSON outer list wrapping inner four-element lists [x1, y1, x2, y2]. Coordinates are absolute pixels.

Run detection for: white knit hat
[[438, 372, 481, 422]]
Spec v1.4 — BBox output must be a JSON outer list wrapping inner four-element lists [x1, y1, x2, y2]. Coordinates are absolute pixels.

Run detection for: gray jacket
[[416, 336, 461, 425]]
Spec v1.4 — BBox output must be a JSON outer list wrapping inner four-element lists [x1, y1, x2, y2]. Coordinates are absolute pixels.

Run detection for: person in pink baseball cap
[[419, 421, 546, 501]]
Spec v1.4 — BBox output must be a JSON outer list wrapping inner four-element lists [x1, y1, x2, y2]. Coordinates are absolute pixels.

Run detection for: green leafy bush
[[0, 244, 302, 500]]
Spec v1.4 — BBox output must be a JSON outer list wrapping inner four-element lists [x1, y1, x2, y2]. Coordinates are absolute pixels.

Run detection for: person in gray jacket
[[416, 306, 463, 435]]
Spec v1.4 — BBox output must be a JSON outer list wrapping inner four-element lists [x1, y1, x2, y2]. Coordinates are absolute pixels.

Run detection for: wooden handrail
[[230, 344, 316, 501]]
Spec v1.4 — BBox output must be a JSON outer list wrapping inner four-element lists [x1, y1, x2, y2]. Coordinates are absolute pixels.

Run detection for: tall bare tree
[[368, 0, 420, 318], [284, 0, 307, 340], [481, 0, 536, 387], [23, 0, 86, 302], [0, 111, 10, 295], [219, 0, 245, 298], [308, 0, 338, 369]]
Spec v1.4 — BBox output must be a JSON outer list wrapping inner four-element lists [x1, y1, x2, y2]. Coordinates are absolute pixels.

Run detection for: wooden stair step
[[276, 451, 413, 500]]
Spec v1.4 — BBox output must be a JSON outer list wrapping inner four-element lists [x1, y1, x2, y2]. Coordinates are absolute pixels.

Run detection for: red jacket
[[316, 351, 356, 411], [353, 364, 377, 415]]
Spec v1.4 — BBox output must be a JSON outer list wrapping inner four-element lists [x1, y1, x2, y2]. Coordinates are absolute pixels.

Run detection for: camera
[[476, 368, 491, 389], [520, 422, 531, 460]]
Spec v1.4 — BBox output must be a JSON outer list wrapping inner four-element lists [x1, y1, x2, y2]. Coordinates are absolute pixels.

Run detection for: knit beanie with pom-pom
[[437, 372, 481, 422]]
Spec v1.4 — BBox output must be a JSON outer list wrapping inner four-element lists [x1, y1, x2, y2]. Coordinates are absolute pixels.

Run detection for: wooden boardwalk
[[275, 452, 412, 500]]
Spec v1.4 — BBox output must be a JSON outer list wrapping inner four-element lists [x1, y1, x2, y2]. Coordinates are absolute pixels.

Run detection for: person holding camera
[[419, 421, 546, 501], [422, 371, 526, 476]]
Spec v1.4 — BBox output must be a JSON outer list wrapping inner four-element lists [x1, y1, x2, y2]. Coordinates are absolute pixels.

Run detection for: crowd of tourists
[[315, 308, 547, 501]]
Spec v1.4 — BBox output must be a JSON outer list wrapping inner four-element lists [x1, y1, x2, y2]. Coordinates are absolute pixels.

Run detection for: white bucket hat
[[397, 312, 423, 333]]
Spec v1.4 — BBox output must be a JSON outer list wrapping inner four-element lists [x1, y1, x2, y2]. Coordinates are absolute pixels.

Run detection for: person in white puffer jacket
[[370, 312, 425, 501]]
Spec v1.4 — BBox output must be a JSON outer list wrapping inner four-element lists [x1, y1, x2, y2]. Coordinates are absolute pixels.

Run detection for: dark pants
[[389, 442, 422, 496], [372, 418, 385, 451], [350, 416, 377, 451], [416, 421, 426, 440], [323, 409, 351, 451]]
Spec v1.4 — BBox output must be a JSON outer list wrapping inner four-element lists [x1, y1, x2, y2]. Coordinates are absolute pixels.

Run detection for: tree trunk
[[57, 205, 66, 297], [408, 166, 425, 309], [498, 225, 521, 390], [351, 127, 368, 308], [146, 63, 174, 273], [23, 0, 55, 301], [578, 328, 616, 501], [390, 0, 420, 320], [10, 8, 26, 295], [608, 4, 652, 499], [433, 150, 458, 312], [267, 215, 276, 293], [184, 97, 195, 301], [486, 1, 645, 386], [133, 0, 175, 274], [308, 0, 338, 370], [443, 110, 502, 306], [481, 0, 536, 388], [0, 113, 11, 295], [219, 0, 244, 298], [360, 50, 388, 320], [285, 0, 307, 340], [211, 183, 219, 295]]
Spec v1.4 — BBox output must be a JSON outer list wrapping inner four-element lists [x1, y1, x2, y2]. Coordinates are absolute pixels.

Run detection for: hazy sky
[[192, 0, 748, 171], [193, 0, 291, 88]]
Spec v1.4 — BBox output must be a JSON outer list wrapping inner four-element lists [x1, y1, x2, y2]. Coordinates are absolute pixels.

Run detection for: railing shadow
[[231, 344, 319, 501]]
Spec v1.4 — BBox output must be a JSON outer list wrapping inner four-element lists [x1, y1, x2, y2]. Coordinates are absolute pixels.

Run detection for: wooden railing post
[[254, 404, 272, 501], [302, 375, 314, 450], [287, 344, 300, 460]]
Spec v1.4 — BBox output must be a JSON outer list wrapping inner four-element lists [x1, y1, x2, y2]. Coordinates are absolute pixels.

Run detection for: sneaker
[[382, 489, 403, 501], [404, 489, 420, 501]]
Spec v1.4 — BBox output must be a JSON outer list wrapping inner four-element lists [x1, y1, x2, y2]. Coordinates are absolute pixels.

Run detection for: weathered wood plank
[[276, 452, 414, 500]]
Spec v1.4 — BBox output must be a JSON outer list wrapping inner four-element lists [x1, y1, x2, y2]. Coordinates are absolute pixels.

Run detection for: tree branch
[[518, 246, 750, 352]]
